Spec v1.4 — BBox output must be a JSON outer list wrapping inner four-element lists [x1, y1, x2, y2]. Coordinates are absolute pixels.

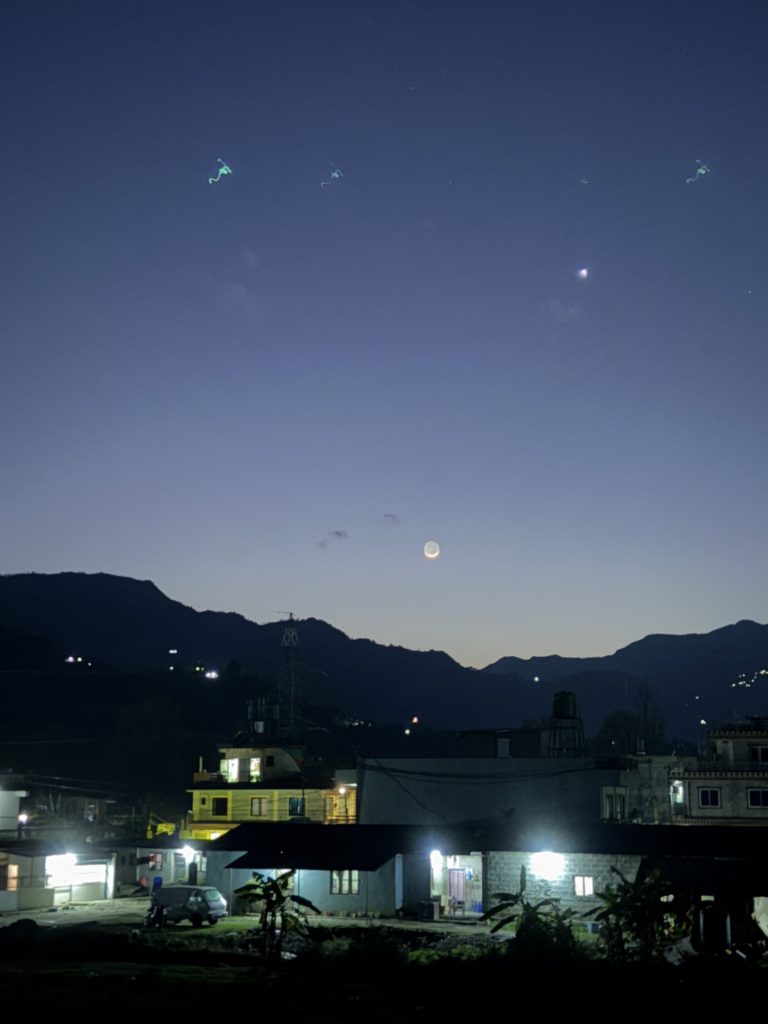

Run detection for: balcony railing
[[680, 759, 768, 774]]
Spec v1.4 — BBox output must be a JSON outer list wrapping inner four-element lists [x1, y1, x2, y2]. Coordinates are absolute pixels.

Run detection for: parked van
[[149, 884, 228, 926]]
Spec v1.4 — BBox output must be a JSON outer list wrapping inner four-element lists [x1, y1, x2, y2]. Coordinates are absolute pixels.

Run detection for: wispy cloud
[[542, 298, 584, 324], [318, 528, 349, 549], [215, 281, 261, 319]]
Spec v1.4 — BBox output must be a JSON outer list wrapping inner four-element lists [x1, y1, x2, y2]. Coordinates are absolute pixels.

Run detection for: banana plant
[[234, 870, 320, 960]]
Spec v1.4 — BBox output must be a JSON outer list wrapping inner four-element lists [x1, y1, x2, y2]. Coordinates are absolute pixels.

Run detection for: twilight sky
[[2, 1, 767, 667]]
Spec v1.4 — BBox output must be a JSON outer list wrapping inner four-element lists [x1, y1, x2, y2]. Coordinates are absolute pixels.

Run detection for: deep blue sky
[[2, 1, 767, 666]]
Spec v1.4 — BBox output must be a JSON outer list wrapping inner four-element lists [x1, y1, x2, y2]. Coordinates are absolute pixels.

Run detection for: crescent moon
[[423, 541, 440, 559]]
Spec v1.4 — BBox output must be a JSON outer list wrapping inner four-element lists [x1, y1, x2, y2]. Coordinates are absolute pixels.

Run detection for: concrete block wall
[[486, 850, 643, 915]]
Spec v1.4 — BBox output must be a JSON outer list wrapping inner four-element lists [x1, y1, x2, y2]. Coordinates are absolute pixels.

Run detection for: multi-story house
[[670, 718, 768, 823], [181, 742, 357, 840]]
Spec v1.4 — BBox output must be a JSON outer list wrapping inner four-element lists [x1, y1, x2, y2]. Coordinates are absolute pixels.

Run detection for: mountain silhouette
[[0, 572, 766, 738]]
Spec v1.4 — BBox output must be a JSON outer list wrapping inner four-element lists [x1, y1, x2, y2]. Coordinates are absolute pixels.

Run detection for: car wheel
[[191, 914, 203, 928]]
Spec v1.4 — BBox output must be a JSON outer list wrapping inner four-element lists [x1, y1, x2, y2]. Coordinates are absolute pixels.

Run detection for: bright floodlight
[[423, 540, 440, 560], [205, 670, 219, 680], [181, 845, 196, 865], [530, 851, 565, 881], [577, 267, 589, 280], [430, 850, 444, 872]]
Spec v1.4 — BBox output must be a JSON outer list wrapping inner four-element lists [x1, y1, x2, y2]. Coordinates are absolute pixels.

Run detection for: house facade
[[204, 820, 768, 938], [0, 843, 115, 912], [671, 720, 768, 823], [358, 756, 626, 827], [181, 742, 357, 840]]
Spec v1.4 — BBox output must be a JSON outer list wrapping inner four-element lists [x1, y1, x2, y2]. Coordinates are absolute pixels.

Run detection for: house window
[[603, 789, 626, 821], [201, 796, 208, 806], [748, 789, 768, 808], [749, 746, 768, 764], [574, 876, 594, 897], [0, 865, 18, 892], [698, 788, 720, 808], [148, 853, 164, 872], [288, 797, 305, 817], [251, 797, 269, 817], [249, 757, 261, 782], [330, 869, 359, 895], [212, 797, 229, 817]]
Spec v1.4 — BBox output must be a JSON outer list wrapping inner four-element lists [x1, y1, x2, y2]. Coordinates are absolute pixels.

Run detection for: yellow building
[[181, 743, 357, 841]]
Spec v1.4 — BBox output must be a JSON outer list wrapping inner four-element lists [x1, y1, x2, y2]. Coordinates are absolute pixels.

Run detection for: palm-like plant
[[587, 866, 690, 962], [234, 870, 320, 960], [484, 866, 577, 956]]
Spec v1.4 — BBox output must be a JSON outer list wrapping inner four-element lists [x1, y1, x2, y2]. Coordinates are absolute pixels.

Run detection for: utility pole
[[277, 613, 302, 741]]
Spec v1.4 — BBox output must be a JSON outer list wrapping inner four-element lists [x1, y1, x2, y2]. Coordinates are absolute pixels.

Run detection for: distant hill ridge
[[0, 572, 767, 737]]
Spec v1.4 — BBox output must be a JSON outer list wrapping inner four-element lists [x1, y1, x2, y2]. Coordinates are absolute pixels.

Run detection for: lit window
[[574, 875, 594, 897], [288, 797, 305, 817], [251, 797, 269, 817], [698, 789, 720, 808], [748, 789, 768, 808], [0, 864, 18, 892], [249, 757, 261, 782], [330, 869, 359, 895]]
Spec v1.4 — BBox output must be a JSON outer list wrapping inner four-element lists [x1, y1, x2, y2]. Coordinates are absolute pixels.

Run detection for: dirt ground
[[0, 896, 490, 934]]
